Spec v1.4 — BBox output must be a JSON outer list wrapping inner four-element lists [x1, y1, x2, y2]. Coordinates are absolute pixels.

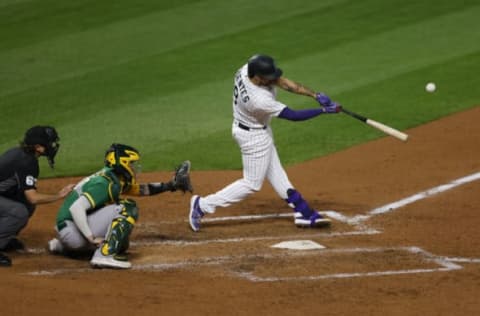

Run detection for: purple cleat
[[189, 195, 205, 232], [294, 211, 331, 228]]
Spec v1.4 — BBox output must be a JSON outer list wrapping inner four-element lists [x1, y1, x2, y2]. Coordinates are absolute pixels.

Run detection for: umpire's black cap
[[23, 126, 60, 168], [24, 126, 58, 146], [247, 54, 283, 80]]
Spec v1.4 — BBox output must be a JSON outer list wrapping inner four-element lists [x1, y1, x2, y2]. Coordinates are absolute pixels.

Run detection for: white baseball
[[425, 82, 436, 93]]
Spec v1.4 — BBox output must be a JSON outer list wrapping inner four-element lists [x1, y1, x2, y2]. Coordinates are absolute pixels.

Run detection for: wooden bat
[[341, 107, 408, 141]]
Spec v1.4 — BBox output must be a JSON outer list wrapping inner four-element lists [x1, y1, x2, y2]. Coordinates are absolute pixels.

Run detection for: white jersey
[[198, 63, 294, 215], [232, 64, 286, 128]]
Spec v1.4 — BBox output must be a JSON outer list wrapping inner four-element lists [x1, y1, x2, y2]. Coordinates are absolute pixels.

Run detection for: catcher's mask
[[104, 143, 141, 192], [23, 125, 60, 169]]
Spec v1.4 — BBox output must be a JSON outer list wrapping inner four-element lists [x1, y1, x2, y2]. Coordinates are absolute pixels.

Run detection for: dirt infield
[[1, 107, 479, 316]]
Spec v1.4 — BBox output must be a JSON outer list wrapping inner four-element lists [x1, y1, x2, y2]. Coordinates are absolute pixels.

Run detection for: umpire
[[0, 126, 74, 267]]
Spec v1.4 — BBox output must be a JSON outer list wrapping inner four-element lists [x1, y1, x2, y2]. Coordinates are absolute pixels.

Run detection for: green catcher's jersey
[[56, 167, 122, 229]]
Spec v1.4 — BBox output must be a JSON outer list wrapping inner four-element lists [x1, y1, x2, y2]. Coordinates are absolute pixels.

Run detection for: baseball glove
[[172, 160, 193, 193]]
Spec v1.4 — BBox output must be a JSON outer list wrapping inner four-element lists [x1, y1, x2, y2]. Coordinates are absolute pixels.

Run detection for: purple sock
[[285, 189, 313, 218]]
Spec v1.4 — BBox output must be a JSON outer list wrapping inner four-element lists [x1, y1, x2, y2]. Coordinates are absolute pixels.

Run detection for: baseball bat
[[340, 107, 408, 141]]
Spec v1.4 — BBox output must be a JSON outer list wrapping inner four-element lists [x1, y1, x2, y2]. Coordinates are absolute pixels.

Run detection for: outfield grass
[[1, 0, 479, 177]]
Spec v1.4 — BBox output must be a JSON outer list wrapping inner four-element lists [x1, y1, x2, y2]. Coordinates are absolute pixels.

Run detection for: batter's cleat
[[47, 238, 64, 254], [0, 252, 12, 267], [90, 248, 131, 269], [294, 211, 331, 228], [189, 195, 204, 232]]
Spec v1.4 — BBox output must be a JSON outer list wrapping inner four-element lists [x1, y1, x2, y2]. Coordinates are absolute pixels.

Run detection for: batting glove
[[323, 102, 342, 113], [315, 93, 333, 107]]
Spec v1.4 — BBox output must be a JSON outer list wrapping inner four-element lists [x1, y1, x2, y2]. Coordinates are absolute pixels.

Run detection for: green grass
[[1, 0, 479, 177]]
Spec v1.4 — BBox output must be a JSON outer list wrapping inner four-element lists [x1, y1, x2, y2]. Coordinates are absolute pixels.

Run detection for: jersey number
[[233, 85, 239, 105], [25, 175, 36, 186], [233, 82, 249, 105]]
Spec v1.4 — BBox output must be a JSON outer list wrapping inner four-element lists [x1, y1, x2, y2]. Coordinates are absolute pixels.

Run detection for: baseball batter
[[189, 54, 341, 232]]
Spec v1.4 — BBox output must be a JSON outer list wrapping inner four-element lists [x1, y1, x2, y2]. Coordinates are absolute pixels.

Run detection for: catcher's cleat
[[294, 211, 331, 228], [189, 195, 204, 232], [47, 238, 64, 255], [0, 252, 12, 267], [90, 248, 131, 269]]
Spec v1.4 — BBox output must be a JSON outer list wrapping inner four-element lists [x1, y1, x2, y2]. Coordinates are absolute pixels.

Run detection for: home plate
[[271, 240, 326, 250]]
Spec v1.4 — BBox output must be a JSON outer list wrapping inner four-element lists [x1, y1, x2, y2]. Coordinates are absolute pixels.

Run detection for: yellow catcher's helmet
[[104, 144, 140, 191]]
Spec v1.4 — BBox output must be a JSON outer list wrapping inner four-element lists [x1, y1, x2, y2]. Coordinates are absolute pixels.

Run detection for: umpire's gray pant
[[56, 204, 119, 252], [0, 196, 35, 249]]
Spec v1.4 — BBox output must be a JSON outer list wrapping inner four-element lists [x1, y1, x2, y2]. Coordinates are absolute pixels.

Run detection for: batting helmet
[[23, 125, 60, 168], [247, 54, 283, 80], [104, 144, 141, 192]]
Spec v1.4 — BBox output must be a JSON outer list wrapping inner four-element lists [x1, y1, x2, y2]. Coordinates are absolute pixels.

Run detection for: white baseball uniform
[[198, 64, 293, 214]]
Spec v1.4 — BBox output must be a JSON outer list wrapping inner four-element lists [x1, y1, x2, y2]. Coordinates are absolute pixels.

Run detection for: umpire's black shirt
[[0, 147, 38, 205]]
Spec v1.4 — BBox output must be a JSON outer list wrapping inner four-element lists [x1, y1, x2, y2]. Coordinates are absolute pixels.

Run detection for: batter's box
[[228, 247, 462, 282], [138, 211, 374, 245]]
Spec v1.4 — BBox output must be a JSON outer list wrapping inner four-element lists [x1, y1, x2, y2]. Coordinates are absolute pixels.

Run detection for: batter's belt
[[237, 122, 267, 131]]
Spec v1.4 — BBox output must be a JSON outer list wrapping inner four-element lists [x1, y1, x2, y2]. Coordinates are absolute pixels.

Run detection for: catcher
[[47, 143, 193, 269]]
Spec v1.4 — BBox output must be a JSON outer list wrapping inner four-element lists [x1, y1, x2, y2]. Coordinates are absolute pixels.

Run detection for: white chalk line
[[236, 267, 454, 282], [143, 211, 331, 225], [144, 213, 292, 226], [130, 229, 379, 247], [289, 171, 480, 225], [24, 228, 380, 255], [202, 212, 293, 223], [27, 256, 231, 276], [440, 257, 480, 264], [28, 268, 93, 276], [348, 171, 480, 224], [27, 246, 471, 280], [231, 246, 463, 282]]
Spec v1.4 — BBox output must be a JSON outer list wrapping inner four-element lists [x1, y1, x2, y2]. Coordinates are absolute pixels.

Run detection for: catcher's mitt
[[172, 160, 193, 193]]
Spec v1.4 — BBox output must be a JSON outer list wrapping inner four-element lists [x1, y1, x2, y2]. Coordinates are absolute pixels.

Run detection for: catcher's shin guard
[[101, 199, 139, 256], [285, 189, 314, 218]]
